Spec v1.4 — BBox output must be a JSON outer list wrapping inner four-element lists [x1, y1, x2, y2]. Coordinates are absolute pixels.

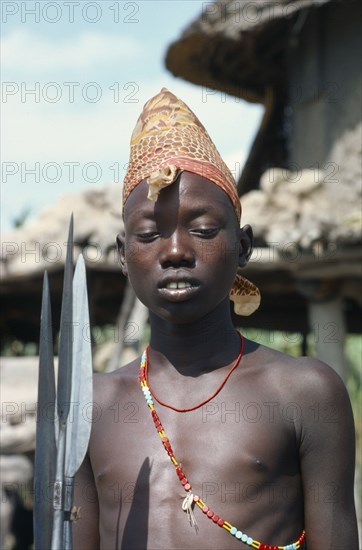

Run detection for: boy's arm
[[72, 452, 100, 549], [298, 359, 358, 550]]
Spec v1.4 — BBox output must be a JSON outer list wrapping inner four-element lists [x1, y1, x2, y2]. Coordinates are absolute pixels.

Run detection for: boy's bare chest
[[90, 376, 300, 510], [89, 371, 304, 548]]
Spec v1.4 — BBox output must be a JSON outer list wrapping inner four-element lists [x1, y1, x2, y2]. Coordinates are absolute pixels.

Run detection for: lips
[[157, 273, 200, 302], [165, 281, 192, 289], [157, 273, 200, 290]]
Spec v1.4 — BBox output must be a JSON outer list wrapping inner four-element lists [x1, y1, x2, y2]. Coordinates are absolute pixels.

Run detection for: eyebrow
[[186, 207, 209, 217], [130, 206, 213, 217], [138, 209, 156, 218], [126, 205, 225, 224], [184, 206, 224, 220], [127, 208, 156, 221]]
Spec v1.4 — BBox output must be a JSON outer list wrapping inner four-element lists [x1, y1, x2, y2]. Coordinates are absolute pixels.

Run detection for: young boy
[[73, 89, 358, 549]]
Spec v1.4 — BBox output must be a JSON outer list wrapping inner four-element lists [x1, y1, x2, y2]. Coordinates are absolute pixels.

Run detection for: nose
[[159, 231, 195, 269]]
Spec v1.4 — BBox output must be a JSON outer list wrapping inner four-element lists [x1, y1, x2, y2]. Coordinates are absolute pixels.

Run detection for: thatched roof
[[165, 0, 342, 194], [2, 184, 123, 277], [241, 168, 361, 333], [166, 0, 331, 104], [243, 169, 361, 250], [1, 184, 126, 343]]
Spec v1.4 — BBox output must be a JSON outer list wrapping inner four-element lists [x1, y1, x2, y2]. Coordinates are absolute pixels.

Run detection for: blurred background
[[1, 0, 361, 547]]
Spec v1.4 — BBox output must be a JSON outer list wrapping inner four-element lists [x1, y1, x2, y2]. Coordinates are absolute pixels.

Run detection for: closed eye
[[191, 228, 220, 238], [136, 231, 159, 241]]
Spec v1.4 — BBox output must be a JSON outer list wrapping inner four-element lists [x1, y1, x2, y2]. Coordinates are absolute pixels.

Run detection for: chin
[[154, 302, 217, 326], [157, 310, 201, 325]]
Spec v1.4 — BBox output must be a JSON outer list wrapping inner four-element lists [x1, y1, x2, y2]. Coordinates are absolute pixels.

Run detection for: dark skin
[[73, 172, 358, 549]]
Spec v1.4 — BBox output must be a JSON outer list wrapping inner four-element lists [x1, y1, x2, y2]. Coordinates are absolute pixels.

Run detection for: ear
[[238, 224, 254, 267], [116, 232, 128, 276]]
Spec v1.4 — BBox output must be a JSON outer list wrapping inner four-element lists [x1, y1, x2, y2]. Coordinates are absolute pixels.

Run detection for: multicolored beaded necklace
[[139, 340, 306, 550]]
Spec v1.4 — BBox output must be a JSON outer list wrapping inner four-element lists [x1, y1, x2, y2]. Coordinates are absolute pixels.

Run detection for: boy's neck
[[148, 300, 242, 374]]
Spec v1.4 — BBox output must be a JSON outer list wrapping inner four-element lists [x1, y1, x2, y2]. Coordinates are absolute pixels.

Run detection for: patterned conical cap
[[123, 88, 241, 218], [122, 88, 260, 316]]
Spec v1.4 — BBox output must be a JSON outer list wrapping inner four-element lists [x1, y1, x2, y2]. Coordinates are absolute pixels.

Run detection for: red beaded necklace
[[144, 332, 244, 412]]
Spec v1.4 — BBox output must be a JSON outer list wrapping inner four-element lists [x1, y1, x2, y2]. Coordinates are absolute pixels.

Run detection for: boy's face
[[119, 172, 250, 324]]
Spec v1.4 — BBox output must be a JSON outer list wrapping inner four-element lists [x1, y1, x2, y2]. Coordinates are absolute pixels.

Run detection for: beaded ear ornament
[[139, 343, 306, 550]]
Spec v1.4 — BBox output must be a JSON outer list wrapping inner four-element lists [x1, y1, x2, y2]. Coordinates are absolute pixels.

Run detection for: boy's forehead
[[123, 173, 235, 219]]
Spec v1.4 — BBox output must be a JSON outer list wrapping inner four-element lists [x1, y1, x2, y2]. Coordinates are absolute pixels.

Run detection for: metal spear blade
[[34, 215, 94, 550], [34, 271, 56, 550], [65, 253, 93, 478], [64, 254, 93, 549], [52, 215, 74, 550], [57, 214, 74, 424]]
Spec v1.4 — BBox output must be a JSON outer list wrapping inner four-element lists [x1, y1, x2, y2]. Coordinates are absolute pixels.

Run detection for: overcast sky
[[1, 1, 263, 232]]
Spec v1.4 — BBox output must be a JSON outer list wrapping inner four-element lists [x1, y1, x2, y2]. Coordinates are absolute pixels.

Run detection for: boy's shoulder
[[244, 338, 348, 405], [245, 341, 352, 438]]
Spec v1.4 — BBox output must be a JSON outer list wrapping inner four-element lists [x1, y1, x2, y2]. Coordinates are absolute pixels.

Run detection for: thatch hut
[[1, 185, 124, 344], [165, 0, 362, 379]]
